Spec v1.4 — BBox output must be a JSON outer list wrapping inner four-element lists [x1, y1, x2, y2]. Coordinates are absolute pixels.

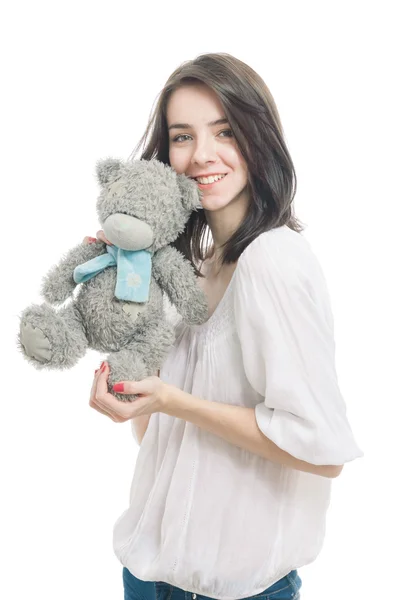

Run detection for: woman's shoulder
[[233, 226, 334, 329], [235, 225, 327, 291]]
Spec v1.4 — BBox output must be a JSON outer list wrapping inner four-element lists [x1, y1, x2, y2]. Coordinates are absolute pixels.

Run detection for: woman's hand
[[89, 362, 170, 422], [82, 230, 112, 245]]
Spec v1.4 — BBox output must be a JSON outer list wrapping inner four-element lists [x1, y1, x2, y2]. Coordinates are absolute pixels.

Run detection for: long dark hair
[[129, 52, 305, 275]]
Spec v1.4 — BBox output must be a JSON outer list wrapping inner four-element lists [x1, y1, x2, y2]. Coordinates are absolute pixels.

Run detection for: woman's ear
[[95, 157, 123, 187], [176, 173, 203, 211]]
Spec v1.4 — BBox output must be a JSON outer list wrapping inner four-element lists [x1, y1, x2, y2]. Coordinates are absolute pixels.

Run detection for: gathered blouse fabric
[[113, 225, 364, 600]]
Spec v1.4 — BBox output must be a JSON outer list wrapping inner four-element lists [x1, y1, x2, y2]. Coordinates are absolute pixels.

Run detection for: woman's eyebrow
[[168, 118, 229, 131]]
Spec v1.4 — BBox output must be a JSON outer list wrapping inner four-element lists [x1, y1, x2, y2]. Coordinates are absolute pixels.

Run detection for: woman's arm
[[162, 385, 343, 478], [91, 369, 343, 474], [91, 364, 345, 473], [131, 368, 160, 444]]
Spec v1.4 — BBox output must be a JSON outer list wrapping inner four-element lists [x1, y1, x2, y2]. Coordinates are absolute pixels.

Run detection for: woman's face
[[167, 84, 250, 213]]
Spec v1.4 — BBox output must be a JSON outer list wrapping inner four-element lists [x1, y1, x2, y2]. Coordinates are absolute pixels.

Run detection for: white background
[[1, 1, 400, 598]]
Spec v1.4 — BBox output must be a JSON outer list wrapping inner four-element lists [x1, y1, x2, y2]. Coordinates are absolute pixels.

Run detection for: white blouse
[[113, 225, 364, 600]]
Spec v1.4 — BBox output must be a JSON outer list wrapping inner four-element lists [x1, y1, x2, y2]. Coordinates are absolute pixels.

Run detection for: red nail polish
[[101, 364, 106, 372], [113, 383, 124, 392]]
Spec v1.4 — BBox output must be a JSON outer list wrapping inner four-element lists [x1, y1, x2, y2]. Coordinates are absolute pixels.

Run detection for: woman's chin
[[200, 196, 231, 212]]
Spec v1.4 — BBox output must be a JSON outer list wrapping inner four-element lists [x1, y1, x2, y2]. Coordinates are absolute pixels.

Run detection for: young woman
[[87, 53, 364, 600]]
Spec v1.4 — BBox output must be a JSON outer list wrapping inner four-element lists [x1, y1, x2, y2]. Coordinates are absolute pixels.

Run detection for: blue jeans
[[122, 567, 302, 600]]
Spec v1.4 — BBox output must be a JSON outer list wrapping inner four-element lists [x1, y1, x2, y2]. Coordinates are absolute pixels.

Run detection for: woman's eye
[[172, 134, 192, 143], [171, 130, 233, 143], [219, 129, 233, 138]]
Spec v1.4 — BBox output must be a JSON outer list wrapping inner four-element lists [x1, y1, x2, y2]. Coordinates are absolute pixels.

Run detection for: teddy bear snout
[[103, 213, 154, 251]]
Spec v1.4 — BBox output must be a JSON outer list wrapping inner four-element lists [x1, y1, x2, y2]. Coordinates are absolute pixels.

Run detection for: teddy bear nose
[[102, 213, 154, 250]]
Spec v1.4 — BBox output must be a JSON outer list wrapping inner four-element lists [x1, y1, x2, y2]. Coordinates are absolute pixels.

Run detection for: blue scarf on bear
[[73, 245, 152, 302]]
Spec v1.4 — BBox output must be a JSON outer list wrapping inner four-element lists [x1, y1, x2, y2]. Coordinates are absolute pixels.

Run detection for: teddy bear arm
[[152, 246, 208, 325], [41, 241, 106, 305]]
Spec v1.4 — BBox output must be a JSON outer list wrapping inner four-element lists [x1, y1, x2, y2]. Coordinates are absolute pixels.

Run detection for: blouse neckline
[[191, 262, 239, 333], [191, 227, 288, 333]]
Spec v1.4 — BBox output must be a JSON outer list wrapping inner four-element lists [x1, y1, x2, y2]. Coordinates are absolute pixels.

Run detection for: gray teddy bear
[[18, 158, 208, 400]]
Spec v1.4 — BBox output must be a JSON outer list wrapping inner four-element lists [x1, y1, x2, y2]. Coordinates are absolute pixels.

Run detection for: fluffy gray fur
[[18, 158, 208, 401]]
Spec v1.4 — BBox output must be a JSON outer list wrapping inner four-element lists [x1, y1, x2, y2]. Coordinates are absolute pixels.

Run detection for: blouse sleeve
[[233, 230, 364, 466]]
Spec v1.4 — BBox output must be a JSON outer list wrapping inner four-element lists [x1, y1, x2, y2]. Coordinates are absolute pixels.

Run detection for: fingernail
[[113, 383, 124, 392], [101, 364, 106, 373], [100, 361, 105, 370], [95, 369, 99, 374]]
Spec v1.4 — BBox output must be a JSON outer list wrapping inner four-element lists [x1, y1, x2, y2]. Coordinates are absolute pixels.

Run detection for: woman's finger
[[96, 230, 113, 245], [82, 236, 98, 245], [112, 377, 155, 396], [95, 362, 112, 397], [93, 364, 130, 420], [110, 376, 167, 414], [112, 376, 159, 396], [89, 370, 99, 405], [89, 366, 103, 405], [90, 400, 116, 420], [91, 383, 124, 422], [89, 365, 117, 420]]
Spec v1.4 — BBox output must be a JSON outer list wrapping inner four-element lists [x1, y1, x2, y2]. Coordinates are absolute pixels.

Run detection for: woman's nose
[[191, 137, 217, 166]]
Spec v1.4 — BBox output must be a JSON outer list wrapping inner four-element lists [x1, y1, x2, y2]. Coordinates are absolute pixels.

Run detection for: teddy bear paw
[[19, 321, 52, 363], [107, 353, 149, 402]]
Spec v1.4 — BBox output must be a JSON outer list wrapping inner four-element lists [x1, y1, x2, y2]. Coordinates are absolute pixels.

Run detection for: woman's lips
[[195, 174, 228, 190]]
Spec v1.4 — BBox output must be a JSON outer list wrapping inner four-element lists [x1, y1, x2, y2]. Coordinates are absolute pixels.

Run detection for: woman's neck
[[205, 192, 250, 265]]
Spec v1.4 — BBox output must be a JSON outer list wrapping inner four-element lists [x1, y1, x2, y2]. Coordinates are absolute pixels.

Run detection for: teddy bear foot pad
[[19, 322, 52, 363]]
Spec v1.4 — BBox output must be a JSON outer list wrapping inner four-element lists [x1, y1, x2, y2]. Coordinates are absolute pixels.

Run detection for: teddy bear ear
[[176, 173, 203, 211], [95, 158, 123, 187]]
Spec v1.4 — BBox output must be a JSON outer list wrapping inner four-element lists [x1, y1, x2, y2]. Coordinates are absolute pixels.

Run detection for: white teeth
[[196, 174, 226, 184]]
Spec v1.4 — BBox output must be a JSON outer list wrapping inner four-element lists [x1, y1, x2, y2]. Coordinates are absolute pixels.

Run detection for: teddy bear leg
[[106, 319, 176, 402], [19, 303, 88, 370]]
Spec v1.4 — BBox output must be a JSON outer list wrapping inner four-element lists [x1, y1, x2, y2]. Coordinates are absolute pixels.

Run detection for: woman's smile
[[192, 173, 228, 190]]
